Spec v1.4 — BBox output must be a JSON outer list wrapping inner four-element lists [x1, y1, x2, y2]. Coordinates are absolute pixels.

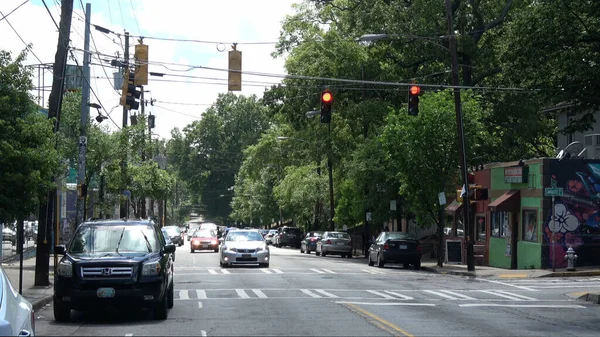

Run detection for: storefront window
[[522, 210, 538, 242], [491, 211, 509, 238], [476, 215, 486, 242]]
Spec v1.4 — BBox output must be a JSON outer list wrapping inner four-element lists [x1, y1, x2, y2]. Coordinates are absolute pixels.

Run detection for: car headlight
[[228, 247, 237, 252], [57, 259, 73, 277], [142, 260, 161, 276]]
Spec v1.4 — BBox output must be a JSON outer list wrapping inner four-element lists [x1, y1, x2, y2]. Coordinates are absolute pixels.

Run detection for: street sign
[[390, 200, 397, 211], [438, 192, 447, 206], [544, 187, 563, 197]]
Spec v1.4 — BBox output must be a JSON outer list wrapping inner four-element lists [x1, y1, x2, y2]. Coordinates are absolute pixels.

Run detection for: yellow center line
[[344, 303, 415, 337]]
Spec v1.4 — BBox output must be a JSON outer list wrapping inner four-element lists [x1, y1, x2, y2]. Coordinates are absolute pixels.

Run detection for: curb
[[420, 266, 476, 278], [539, 271, 600, 278], [2, 246, 36, 264], [32, 295, 54, 312], [578, 293, 600, 305]]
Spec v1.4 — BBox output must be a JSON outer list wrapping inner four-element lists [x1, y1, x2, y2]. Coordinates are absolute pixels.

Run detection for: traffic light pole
[[120, 31, 130, 219], [327, 122, 335, 231], [445, 0, 474, 271]]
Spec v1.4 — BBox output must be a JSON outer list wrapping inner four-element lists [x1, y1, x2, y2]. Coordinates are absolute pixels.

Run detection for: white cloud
[[1, 0, 298, 139]]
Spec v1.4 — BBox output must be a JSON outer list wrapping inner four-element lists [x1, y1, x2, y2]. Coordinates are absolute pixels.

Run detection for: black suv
[[275, 226, 303, 248], [53, 219, 175, 321]]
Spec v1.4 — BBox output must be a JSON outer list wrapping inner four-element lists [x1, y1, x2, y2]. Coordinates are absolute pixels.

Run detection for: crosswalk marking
[[423, 290, 462, 300], [437, 290, 476, 300], [314, 289, 339, 298], [273, 269, 284, 274], [300, 289, 322, 298], [252, 289, 268, 298], [310, 268, 325, 274], [366, 290, 396, 299], [179, 290, 190, 300], [196, 290, 207, 299], [478, 290, 536, 301], [362, 269, 385, 275], [208, 269, 218, 275], [322, 269, 337, 274], [235, 289, 250, 299], [261, 269, 272, 274], [221, 269, 231, 274], [383, 291, 414, 300]]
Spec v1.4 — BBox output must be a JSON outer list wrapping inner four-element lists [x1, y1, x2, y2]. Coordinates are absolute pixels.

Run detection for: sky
[[0, 0, 299, 139]]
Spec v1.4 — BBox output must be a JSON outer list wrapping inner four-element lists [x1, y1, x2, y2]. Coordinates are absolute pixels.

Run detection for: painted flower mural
[[548, 204, 579, 233]]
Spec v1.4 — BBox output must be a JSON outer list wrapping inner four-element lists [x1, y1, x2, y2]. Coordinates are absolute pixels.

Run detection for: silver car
[[316, 231, 353, 258], [0, 266, 35, 336], [220, 230, 270, 268]]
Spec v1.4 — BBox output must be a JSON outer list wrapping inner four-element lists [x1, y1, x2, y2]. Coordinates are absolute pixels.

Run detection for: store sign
[[504, 166, 529, 184]]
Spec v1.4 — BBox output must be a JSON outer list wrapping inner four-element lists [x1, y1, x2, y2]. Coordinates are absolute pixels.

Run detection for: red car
[[190, 229, 219, 253]]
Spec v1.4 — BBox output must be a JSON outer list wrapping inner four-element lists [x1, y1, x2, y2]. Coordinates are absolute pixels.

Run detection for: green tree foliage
[[0, 50, 59, 222]]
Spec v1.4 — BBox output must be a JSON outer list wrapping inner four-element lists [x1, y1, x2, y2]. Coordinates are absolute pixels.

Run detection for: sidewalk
[[2, 253, 55, 312]]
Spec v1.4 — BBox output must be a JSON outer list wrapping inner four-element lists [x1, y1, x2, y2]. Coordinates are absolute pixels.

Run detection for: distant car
[[367, 232, 422, 270], [0, 266, 35, 336], [264, 230, 277, 245], [190, 229, 219, 253], [316, 231, 352, 258], [162, 226, 183, 246], [53, 219, 175, 321], [2, 226, 16, 246], [300, 231, 323, 254], [161, 229, 177, 262], [274, 226, 302, 248], [220, 230, 270, 268]]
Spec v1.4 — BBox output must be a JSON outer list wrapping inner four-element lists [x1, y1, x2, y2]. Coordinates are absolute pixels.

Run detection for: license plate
[[337, 242, 345, 245], [399, 245, 408, 249], [242, 254, 251, 258], [97, 287, 115, 298], [202, 244, 208, 248]]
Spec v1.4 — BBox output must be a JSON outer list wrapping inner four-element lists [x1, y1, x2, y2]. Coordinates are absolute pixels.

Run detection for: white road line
[[300, 289, 322, 298], [221, 269, 231, 274], [198, 301, 203, 309], [311, 268, 325, 274], [533, 285, 600, 289], [459, 304, 586, 309], [207, 269, 218, 275], [478, 290, 534, 301], [201, 330, 208, 337], [261, 269, 272, 274], [196, 290, 207, 299], [179, 290, 190, 300], [384, 291, 414, 300], [493, 290, 537, 301], [125, 334, 133, 337], [423, 290, 460, 300], [236, 289, 250, 299], [366, 290, 396, 299], [478, 278, 539, 291], [337, 301, 436, 307], [438, 290, 476, 300], [252, 289, 268, 298], [315, 289, 339, 298], [273, 269, 284, 274], [322, 269, 337, 274]]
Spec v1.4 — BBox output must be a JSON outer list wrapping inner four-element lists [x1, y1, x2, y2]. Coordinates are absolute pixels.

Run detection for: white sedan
[[0, 266, 35, 336]]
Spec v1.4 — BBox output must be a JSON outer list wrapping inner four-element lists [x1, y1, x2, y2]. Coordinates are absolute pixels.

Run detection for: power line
[[152, 104, 203, 120], [128, 0, 141, 36], [0, 0, 29, 22], [0, 8, 46, 66]]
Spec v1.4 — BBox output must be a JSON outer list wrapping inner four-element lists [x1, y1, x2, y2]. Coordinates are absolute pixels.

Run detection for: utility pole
[[119, 31, 130, 218], [445, 0, 474, 272], [35, 0, 74, 287], [327, 122, 335, 231], [140, 89, 146, 218], [361, 63, 370, 254], [75, 3, 92, 227]]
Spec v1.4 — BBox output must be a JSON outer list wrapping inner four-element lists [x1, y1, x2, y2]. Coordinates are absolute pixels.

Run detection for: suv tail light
[[325, 240, 332, 244], [310, 238, 316, 242], [383, 243, 390, 250], [417, 245, 423, 253]]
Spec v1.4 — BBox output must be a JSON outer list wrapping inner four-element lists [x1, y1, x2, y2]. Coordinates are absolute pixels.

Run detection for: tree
[[0, 50, 59, 222]]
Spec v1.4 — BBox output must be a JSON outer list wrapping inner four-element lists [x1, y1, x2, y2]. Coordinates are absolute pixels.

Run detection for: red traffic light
[[409, 85, 421, 95], [321, 92, 333, 103]]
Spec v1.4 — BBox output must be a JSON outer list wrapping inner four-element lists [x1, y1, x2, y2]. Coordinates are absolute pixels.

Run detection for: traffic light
[[134, 43, 148, 86], [408, 85, 421, 116], [471, 187, 489, 201], [120, 71, 141, 110], [148, 114, 155, 129], [320, 90, 333, 123]]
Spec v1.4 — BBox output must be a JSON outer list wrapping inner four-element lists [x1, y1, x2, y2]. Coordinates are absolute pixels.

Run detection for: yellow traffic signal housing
[[120, 71, 141, 110], [134, 43, 148, 86]]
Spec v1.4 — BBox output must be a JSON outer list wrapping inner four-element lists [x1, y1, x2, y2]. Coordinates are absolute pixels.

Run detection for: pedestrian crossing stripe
[[176, 268, 391, 275], [173, 289, 540, 302]]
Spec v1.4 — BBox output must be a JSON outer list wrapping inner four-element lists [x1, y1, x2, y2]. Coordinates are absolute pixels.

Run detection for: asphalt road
[[34, 239, 600, 336]]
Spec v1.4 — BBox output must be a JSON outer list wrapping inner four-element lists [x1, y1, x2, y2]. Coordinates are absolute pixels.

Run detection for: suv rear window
[[69, 225, 159, 255], [283, 228, 301, 234]]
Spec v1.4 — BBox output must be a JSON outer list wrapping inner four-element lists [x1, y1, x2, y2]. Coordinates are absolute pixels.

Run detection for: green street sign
[[544, 187, 564, 197]]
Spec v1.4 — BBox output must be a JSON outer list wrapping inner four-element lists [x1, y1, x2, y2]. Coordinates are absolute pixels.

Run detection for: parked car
[[161, 228, 177, 262], [300, 231, 323, 254], [220, 230, 270, 268], [162, 226, 183, 246], [367, 231, 422, 270], [2, 226, 16, 246], [53, 219, 175, 321], [190, 229, 219, 253], [316, 231, 352, 258], [274, 226, 303, 248], [264, 230, 277, 245], [0, 266, 35, 336]]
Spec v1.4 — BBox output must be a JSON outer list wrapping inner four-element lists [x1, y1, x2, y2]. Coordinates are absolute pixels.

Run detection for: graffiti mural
[[545, 161, 600, 267]]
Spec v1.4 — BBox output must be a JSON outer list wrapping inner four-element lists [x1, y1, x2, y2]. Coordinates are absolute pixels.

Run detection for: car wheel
[[213, 249, 219, 253], [306, 249, 311, 254], [322, 251, 327, 257], [341, 254, 346, 258], [167, 280, 174, 309], [315, 250, 320, 256], [347, 253, 352, 258], [403, 263, 410, 269], [190, 249, 194, 253], [368, 253, 374, 266], [413, 261, 421, 270], [153, 293, 169, 320], [53, 297, 71, 322], [376, 253, 385, 268], [300, 245, 304, 253]]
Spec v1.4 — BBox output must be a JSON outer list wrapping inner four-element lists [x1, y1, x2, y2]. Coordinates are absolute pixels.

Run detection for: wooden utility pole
[[35, 0, 74, 287], [120, 31, 130, 218]]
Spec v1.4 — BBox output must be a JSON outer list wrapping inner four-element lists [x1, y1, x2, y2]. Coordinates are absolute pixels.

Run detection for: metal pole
[[445, 0, 473, 272], [327, 122, 334, 231], [120, 31, 130, 218], [552, 196, 556, 272], [75, 3, 91, 227], [18, 219, 24, 295]]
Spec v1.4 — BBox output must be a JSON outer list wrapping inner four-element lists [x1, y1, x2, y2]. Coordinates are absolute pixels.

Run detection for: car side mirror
[[55, 245, 66, 255], [163, 244, 176, 254]]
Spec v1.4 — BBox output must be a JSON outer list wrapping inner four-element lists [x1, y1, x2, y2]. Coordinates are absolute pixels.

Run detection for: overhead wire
[[0, 8, 46, 66], [0, 0, 29, 22]]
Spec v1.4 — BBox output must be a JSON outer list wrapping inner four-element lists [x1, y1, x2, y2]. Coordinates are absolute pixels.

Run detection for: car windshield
[[163, 227, 180, 236], [226, 231, 263, 242], [328, 232, 350, 239], [386, 232, 417, 240], [69, 225, 159, 254], [194, 230, 215, 238]]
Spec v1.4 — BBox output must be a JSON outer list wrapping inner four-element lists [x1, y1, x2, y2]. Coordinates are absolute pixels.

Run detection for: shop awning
[[488, 189, 520, 212], [445, 200, 463, 215]]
